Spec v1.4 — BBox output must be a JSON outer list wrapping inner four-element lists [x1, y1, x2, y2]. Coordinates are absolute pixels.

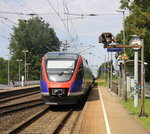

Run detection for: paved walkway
[[73, 85, 150, 134]]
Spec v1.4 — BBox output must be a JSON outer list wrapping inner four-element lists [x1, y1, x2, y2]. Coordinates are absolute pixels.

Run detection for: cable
[[0, 11, 23, 15], [0, 35, 10, 40], [0, 19, 12, 28], [0, 16, 17, 25], [62, 0, 80, 47], [20, 0, 37, 15], [46, 0, 70, 35], [3, 0, 23, 19]]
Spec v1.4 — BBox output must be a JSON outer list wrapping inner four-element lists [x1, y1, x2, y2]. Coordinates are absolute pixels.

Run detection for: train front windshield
[[46, 60, 75, 82]]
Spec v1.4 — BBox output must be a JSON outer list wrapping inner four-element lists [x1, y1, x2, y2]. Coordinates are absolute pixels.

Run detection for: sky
[[0, 0, 127, 76]]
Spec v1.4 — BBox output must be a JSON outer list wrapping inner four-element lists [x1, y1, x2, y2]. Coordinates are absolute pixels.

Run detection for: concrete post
[[21, 76, 24, 87], [134, 50, 138, 108]]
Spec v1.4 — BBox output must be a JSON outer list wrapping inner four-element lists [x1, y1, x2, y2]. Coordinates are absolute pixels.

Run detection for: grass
[[121, 98, 150, 131]]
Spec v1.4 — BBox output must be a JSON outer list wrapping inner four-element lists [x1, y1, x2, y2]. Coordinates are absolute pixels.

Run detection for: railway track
[[50, 108, 73, 134], [7, 97, 89, 134], [0, 90, 40, 104], [1, 87, 91, 133], [7, 106, 74, 134], [0, 99, 44, 115]]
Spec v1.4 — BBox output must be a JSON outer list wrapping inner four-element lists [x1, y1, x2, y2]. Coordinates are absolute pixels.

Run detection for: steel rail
[[51, 108, 73, 134], [0, 100, 44, 115], [0, 91, 40, 104], [8, 107, 49, 134], [0, 99, 42, 109]]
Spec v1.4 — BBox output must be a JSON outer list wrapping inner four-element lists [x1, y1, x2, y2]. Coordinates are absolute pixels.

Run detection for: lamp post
[[139, 39, 147, 117], [116, 9, 125, 45], [22, 50, 28, 84], [6, 55, 10, 86], [26, 63, 31, 80], [117, 9, 127, 101], [16, 59, 23, 81], [97, 56, 107, 81]]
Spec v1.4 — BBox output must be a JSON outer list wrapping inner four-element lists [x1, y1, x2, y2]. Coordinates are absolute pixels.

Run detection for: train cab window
[[46, 60, 76, 82]]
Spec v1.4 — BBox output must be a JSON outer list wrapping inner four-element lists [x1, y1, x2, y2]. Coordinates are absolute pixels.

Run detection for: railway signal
[[99, 32, 115, 47]]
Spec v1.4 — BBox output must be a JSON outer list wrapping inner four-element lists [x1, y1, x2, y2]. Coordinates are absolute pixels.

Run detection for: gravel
[[0, 104, 48, 134]]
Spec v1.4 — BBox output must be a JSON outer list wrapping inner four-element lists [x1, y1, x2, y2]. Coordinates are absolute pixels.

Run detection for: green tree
[[9, 17, 60, 80], [117, 0, 150, 81], [97, 62, 113, 79], [0, 57, 7, 83]]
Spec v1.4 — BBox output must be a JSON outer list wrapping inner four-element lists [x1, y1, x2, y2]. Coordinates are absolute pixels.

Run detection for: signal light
[[99, 32, 115, 47]]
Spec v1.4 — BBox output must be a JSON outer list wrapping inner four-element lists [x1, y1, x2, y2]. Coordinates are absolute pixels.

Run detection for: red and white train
[[40, 52, 94, 105]]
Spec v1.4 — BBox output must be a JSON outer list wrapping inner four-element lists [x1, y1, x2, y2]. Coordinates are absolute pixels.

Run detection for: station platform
[[73, 85, 150, 134]]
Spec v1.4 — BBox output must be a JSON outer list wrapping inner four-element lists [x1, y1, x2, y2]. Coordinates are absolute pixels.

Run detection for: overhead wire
[[62, 0, 69, 33], [19, 0, 38, 15], [0, 18, 13, 28], [3, 0, 23, 19], [0, 35, 10, 40], [62, 0, 80, 48], [46, 0, 72, 37], [0, 2, 73, 39], [0, 16, 17, 25], [0, 11, 23, 15]]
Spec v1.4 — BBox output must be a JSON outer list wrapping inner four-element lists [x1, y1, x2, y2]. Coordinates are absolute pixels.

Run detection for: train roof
[[45, 52, 79, 60]]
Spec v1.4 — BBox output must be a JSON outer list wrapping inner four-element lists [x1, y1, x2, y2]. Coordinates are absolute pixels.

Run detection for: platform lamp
[[22, 50, 29, 84], [16, 59, 23, 81]]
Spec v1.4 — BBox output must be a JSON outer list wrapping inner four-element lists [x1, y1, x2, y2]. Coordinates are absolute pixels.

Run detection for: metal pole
[[118, 65, 122, 96], [16, 59, 22, 81], [122, 11, 125, 46], [22, 50, 28, 85], [19, 61, 20, 81], [103, 58, 105, 80], [139, 39, 147, 116], [26, 63, 30, 81], [110, 52, 113, 90], [122, 11, 127, 101], [108, 53, 110, 88], [25, 52, 26, 83], [134, 50, 138, 107], [117, 9, 127, 100], [8, 55, 10, 86], [27, 64, 28, 81], [104, 55, 106, 81], [123, 10, 127, 101]]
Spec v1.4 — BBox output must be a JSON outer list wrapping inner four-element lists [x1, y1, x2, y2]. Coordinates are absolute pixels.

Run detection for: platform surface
[[73, 85, 150, 134]]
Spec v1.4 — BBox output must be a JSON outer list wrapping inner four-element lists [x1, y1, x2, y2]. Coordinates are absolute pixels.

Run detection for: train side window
[[76, 63, 84, 80]]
